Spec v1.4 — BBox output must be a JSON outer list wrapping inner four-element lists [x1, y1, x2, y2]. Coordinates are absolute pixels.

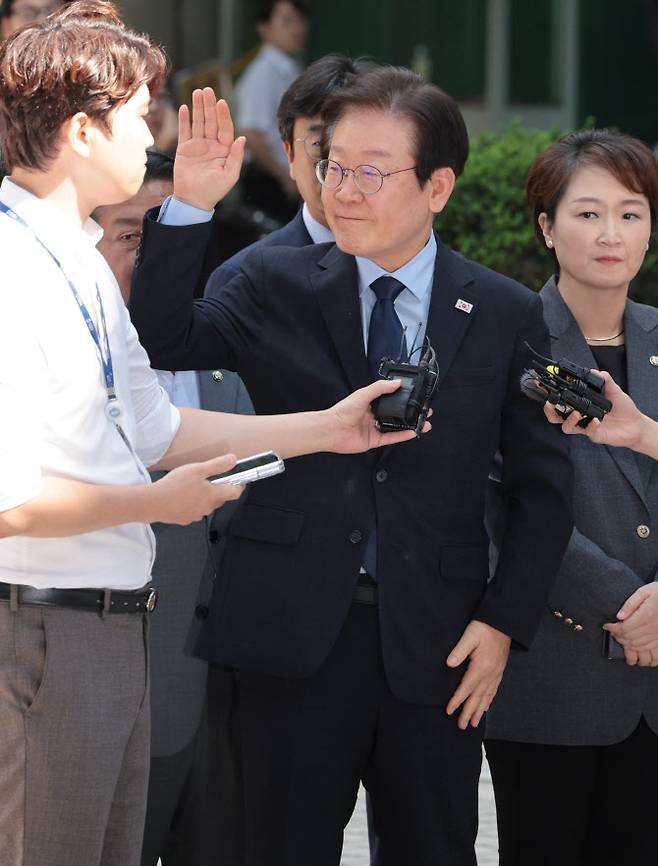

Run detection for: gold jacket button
[[212, 370, 224, 382], [637, 524, 651, 539], [564, 617, 574, 626], [574, 624, 584, 632]]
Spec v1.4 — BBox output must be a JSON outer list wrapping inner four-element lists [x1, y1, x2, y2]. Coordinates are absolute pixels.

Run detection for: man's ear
[[283, 141, 295, 180], [65, 112, 94, 158], [428, 167, 456, 215]]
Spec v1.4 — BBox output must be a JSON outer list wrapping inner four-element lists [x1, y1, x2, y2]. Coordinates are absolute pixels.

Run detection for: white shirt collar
[[356, 232, 437, 300], [302, 203, 335, 244], [0, 177, 104, 259]]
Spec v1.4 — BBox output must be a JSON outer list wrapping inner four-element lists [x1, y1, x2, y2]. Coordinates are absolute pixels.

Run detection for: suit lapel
[[541, 279, 647, 505], [424, 237, 479, 384], [310, 244, 371, 392]]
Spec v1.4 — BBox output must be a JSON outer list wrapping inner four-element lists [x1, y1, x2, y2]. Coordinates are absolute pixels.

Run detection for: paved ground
[[341, 752, 498, 865]]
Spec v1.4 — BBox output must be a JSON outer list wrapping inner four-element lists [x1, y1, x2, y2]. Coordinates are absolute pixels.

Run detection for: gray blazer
[[149, 370, 253, 757], [486, 278, 658, 745]]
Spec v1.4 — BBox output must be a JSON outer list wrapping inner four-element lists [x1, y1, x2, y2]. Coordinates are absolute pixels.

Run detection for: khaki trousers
[[0, 599, 150, 866]]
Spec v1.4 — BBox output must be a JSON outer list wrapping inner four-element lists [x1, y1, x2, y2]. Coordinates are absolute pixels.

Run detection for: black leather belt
[[353, 576, 378, 605], [0, 583, 158, 613]]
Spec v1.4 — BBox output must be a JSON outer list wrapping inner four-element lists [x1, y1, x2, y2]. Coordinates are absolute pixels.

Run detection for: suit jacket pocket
[[440, 366, 495, 389], [439, 544, 489, 581], [229, 502, 304, 545]]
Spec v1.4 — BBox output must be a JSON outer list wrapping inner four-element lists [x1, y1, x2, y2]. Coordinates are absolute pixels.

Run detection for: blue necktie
[[363, 276, 408, 579]]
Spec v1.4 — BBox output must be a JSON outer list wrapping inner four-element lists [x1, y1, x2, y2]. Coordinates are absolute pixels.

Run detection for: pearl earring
[[546, 239, 553, 249]]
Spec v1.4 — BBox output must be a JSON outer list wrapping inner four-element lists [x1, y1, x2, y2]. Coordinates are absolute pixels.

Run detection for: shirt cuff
[[158, 196, 214, 226]]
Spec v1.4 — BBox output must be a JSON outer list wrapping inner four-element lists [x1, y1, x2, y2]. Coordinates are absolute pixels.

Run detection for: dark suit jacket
[[130, 236, 573, 706], [205, 208, 312, 287], [148, 371, 253, 757]]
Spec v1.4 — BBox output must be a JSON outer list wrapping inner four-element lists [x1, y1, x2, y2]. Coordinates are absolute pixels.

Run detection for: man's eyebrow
[[110, 216, 142, 228], [330, 144, 394, 159]]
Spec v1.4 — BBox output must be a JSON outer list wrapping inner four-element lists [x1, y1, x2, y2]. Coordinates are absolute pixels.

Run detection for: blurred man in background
[[236, 0, 308, 223], [0, 0, 62, 38]]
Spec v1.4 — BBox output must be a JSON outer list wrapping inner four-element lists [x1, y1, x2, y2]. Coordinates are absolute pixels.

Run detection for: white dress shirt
[[155, 370, 201, 410], [0, 178, 180, 590], [301, 203, 335, 244], [235, 44, 302, 170]]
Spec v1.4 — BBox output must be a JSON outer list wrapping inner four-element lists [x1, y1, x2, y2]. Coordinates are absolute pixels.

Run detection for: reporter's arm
[[153, 378, 428, 470], [0, 455, 243, 539], [546, 370, 658, 458]]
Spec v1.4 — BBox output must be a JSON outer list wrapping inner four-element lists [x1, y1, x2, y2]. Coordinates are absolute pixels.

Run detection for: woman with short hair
[[485, 128, 658, 866]]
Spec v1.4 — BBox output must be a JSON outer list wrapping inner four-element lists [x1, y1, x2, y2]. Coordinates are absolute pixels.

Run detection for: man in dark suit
[[130, 67, 573, 866]]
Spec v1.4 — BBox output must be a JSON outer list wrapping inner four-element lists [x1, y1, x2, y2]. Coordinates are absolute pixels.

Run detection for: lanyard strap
[[0, 200, 118, 402]]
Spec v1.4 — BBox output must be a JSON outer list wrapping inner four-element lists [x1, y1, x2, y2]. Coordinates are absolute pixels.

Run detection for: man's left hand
[[446, 620, 511, 730], [173, 88, 246, 212]]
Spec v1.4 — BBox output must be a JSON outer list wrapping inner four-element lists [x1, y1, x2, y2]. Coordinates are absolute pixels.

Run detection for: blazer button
[[553, 611, 563, 619], [564, 617, 574, 626], [195, 604, 209, 620], [574, 624, 584, 632], [208, 530, 219, 544], [349, 530, 363, 544], [375, 469, 388, 483], [212, 370, 224, 382], [637, 524, 651, 539]]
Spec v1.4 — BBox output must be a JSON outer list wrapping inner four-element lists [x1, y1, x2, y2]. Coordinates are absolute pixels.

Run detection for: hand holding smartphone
[[208, 451, 285, 485]]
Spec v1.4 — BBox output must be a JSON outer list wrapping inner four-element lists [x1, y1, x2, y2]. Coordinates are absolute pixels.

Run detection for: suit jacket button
[[553, 611, 563, 619], [212, 370, 224, 382], [637, 524, 651, 539], [574, 624, 584, 632], [208, 530, 219, 544], [195, 604, 209, 620], [564, 617, 574, 626], [375, 469, 388, 483], [349, 530, 363, 544]]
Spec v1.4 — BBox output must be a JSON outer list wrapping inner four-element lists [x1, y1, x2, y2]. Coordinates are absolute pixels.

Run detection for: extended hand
[[543, 370, 646, 449], [604, 582, 658, 667], [174, 88, 246, 211], [445, 620, 511, 729], [152, 454, 244, 525], [326, 379, 431, 453]]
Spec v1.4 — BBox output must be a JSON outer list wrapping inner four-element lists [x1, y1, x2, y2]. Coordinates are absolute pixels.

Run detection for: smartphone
[[208, 451, 285, 486]]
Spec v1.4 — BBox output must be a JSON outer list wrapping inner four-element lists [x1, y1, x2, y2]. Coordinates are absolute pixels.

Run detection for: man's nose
[[336, 171, 363, 201]]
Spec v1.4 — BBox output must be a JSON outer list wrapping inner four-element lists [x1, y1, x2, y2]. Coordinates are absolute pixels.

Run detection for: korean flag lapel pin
[[455, 298, 473, 314]]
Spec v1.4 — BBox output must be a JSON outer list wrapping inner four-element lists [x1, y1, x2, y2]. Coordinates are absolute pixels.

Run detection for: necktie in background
[[363, 276, 408, 579]]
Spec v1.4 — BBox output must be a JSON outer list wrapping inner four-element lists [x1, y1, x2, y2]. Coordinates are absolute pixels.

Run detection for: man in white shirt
[[0, 5, 420, 866], [236, 0, 308, 223]]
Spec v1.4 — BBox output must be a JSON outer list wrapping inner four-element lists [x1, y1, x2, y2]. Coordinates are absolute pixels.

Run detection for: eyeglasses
[[315, 158, 417, 196], [294, 133, 323, 162]]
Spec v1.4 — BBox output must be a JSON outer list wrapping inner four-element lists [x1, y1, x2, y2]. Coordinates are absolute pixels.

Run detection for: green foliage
[[435, 122, 658, 305]]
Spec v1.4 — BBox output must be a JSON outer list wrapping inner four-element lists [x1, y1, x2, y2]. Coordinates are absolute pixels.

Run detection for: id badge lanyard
[[0, 201, 140, 462]]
